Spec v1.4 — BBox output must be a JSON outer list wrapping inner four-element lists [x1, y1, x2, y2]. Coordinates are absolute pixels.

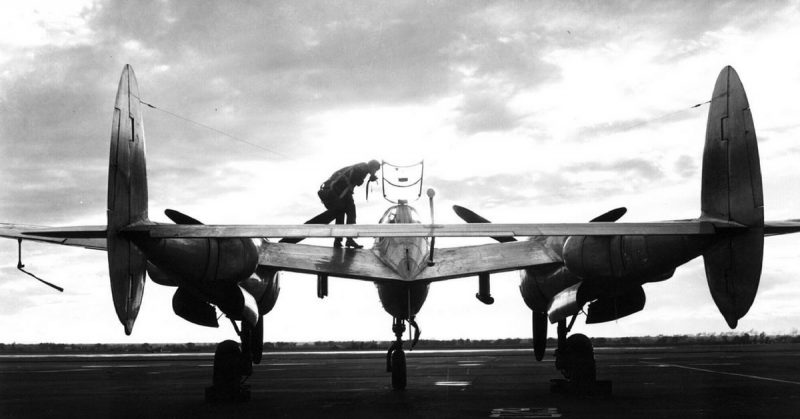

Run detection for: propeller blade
[[532, 311, 548, 361], [590, 207, 627, 223], [452, 205, 517, 243], [165, 209, 204, 225], [279, 209, 340, 244]]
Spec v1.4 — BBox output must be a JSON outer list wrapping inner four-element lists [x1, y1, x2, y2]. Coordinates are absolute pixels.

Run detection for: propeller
[[589, 207, 627, 223], [165, 209, 203, 225], [453, 204, 628, 361], [452, 205, 516, 243], [279, 210, 340, 244]]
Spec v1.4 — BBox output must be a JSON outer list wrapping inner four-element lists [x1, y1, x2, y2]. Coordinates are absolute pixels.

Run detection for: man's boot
[[333, 238, 342, 248], [345, 238, 363, 249]]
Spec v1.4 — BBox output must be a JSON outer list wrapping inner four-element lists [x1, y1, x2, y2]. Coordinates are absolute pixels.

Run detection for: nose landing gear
[[386, 317, 420, 390]]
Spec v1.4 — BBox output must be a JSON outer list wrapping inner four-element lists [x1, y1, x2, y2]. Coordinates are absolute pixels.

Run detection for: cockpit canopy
[[379, 201, 422, 224]]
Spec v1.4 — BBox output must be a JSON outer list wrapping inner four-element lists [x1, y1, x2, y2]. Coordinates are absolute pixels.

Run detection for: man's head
[[367, 159, 381, 173]]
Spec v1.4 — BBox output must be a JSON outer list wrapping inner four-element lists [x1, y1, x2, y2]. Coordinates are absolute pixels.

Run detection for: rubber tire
[[213, 340, 242, 388], [563, 333, 596, 383], [391, 349, 407, 390]]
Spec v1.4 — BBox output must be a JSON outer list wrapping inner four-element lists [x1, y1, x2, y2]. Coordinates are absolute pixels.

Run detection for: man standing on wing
[[318, 159, 381, 248]]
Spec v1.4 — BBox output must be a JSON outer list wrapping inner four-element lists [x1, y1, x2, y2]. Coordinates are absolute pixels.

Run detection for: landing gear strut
[[386, 317, 420, 390], [550, 315, 611, 397], [205, 319, 262, 402]]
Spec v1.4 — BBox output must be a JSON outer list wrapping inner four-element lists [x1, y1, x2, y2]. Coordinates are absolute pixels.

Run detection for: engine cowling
[[247, 266, 281, 315], [134, 237, 259, 284], [562, 235, 710, 281]]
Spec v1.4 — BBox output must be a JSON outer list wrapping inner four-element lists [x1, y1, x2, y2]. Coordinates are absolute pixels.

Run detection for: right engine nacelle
[[562, 235, 710, 281]]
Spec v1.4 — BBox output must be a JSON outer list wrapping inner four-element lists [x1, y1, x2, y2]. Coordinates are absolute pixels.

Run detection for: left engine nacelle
[[248, 266, 281, 315], [134, 237, 259, 284]]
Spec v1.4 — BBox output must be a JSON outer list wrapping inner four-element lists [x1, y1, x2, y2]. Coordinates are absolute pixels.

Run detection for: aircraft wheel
[[391, 349, 407, 390], [561, 334, 596, 384], [213, 340, 242, 386], [206, 340, 250, 402]]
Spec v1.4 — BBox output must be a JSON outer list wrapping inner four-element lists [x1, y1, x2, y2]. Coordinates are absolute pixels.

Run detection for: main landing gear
[[550, 315, 611, 397], [205, 318, 263, 402], [386, 317, 420, 390]]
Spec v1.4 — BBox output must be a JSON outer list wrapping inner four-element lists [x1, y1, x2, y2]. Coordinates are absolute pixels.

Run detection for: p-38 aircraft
[[2, 65, 799, 400]]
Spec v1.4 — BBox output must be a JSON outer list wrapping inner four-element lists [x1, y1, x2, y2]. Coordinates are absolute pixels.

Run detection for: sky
[[2, 0, 800, 344]]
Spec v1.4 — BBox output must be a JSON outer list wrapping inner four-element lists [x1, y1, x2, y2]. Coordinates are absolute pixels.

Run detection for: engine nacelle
[[134, 237, 259, 284], [520, 264, 581, 312], [146, 262, 178, 287], [562, 235, 710, 281], [248, 266, 281, 315]]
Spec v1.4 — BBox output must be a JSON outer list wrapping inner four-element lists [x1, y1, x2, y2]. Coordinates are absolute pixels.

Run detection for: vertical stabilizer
[[701, 66, 764, 328], [107, 65, 148, 335]]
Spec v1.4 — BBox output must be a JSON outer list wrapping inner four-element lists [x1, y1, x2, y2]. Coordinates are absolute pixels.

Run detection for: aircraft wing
[[258, 240, 560, 283], [0, 224, 106, 250], [258, 242, 403, 281], [416, 240, 561, 281]]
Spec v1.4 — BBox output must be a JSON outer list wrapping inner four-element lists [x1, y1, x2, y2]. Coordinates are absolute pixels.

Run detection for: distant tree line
[[2, 331, 799, 354]]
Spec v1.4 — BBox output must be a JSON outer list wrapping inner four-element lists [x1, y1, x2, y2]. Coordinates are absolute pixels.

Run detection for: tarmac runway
[[1, 344, 800, 418]]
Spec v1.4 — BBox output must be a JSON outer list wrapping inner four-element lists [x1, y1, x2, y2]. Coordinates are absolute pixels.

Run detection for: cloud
[[454, 92, 521, 134], [429, 157, 663, 208], [569, 158, 663, 181], [674, 154, 697, 179]]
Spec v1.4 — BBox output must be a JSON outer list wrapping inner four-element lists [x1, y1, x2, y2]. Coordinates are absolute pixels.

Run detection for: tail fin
[[107, 64, 149, 335], [700, 66, 764, 328]]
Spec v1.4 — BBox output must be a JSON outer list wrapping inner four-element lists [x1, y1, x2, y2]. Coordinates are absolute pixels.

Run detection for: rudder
[[107, 64, 149, 335], [700, 66, 764, 328]]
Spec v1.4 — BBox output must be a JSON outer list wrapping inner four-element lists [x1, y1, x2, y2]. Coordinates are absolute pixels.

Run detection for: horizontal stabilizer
[[0, 224, 106, 250], [16, 225, 107, 239], [764, 220, 800, 236], [123, 220, 732, 239]]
